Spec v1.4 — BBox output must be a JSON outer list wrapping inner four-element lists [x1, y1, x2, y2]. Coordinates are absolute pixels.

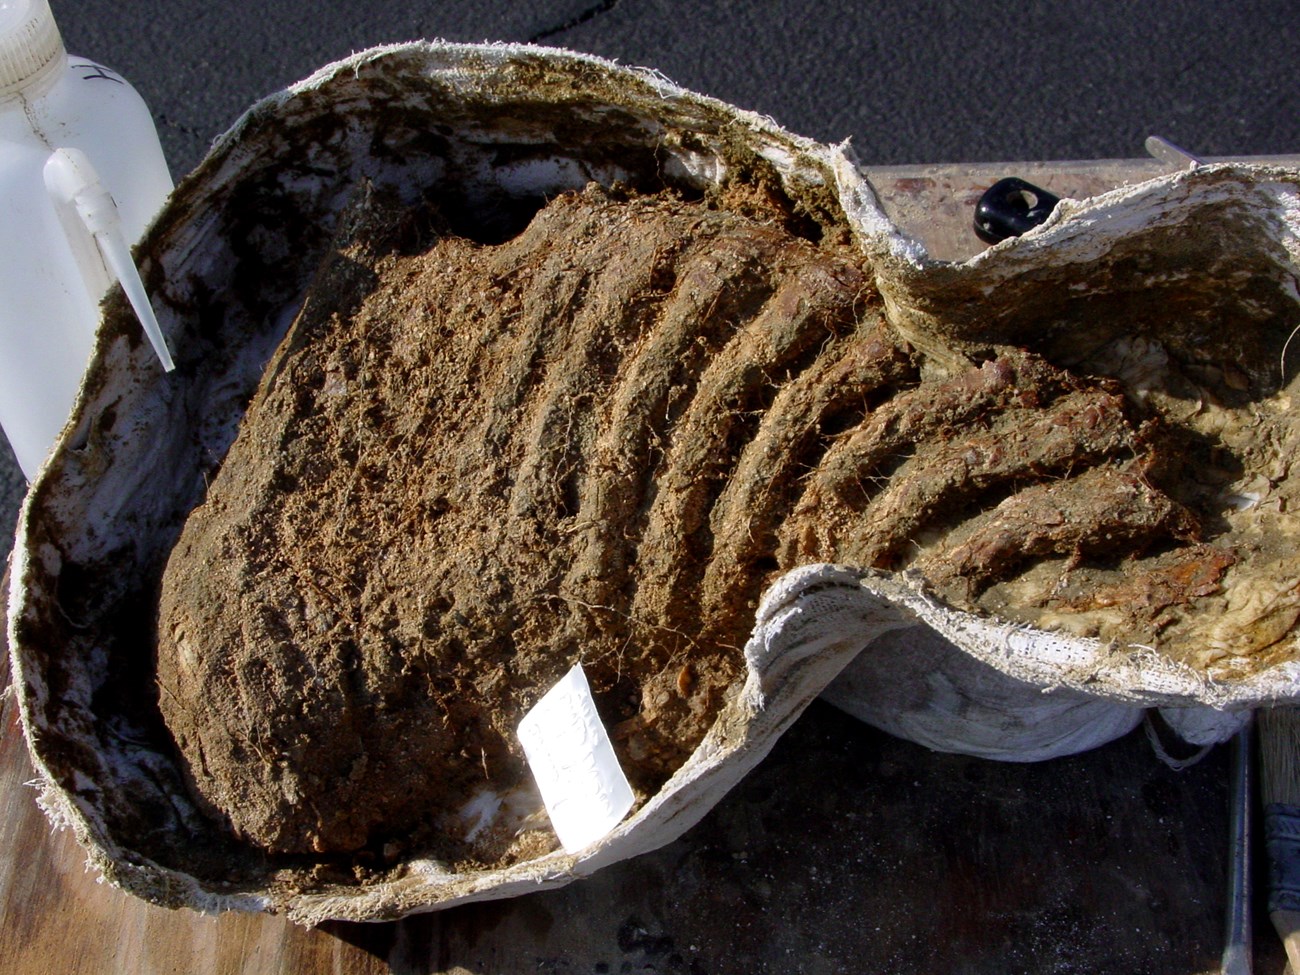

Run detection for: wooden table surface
[[2, 157, 1296, 975]]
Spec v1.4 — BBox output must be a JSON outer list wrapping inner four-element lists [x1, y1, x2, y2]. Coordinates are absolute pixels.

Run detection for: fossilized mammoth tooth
[[8, 42, 1300, 924]]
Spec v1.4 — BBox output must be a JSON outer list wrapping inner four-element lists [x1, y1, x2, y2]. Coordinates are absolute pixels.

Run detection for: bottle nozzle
[[44, 147, 174, 372]]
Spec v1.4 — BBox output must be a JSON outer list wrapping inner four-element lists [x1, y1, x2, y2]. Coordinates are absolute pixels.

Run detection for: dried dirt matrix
[[157, 180, 1191, 863]]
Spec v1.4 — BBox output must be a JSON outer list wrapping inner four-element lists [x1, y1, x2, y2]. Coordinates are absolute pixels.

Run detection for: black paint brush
[[1259, 707, 1300, 973]]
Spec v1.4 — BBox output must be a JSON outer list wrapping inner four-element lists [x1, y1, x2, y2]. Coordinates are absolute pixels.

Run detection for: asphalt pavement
[[61, 0, 1300, 179]]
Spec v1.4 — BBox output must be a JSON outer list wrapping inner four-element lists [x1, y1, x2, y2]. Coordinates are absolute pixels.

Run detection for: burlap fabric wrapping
[[7, 42, 1300, 923]]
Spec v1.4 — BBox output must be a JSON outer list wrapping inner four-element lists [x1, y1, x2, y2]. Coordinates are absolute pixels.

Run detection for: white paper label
[[517, 663, 635, 854]]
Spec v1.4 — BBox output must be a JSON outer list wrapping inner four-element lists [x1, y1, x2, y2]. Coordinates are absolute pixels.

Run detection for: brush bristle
[[1261, 707, 1300, 807], [1276, 914, 1300, 974]]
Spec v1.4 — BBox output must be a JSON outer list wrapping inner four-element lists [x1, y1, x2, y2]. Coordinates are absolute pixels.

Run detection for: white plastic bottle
[[0, 0, 172, 478]]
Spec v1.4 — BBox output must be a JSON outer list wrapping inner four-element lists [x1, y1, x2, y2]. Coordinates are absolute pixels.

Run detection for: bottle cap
[[0, 0, 64, 97]]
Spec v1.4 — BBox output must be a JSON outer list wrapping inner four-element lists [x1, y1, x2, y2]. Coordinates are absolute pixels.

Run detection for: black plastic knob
[[973, 177, 1061, 244]]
